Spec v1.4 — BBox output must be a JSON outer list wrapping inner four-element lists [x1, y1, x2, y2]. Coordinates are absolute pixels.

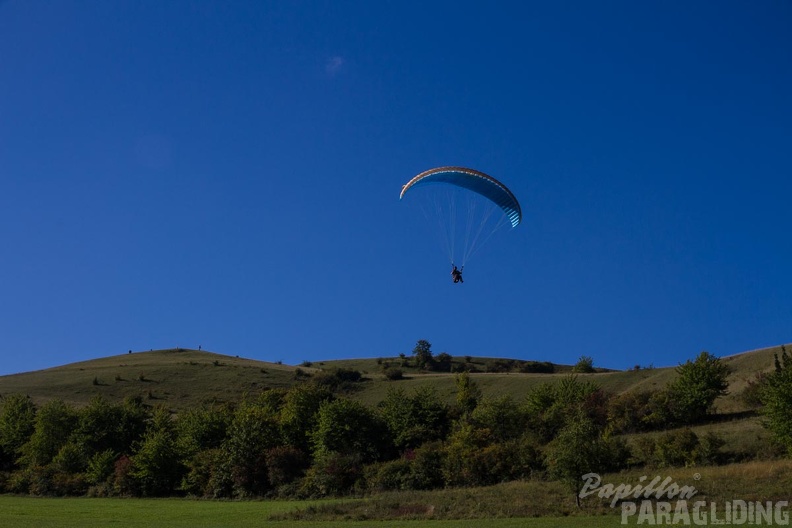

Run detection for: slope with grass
[[0, 348, 311, 409], [0, 344, 785, 416]]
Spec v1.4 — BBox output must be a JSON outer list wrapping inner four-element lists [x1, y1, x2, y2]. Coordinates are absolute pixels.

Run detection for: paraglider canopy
[[400, 166, 522, 228], [400, 166, 522, 269]]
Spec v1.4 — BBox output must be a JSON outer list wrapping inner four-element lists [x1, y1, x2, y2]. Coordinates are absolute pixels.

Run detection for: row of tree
[[0, 346, 789, 500]]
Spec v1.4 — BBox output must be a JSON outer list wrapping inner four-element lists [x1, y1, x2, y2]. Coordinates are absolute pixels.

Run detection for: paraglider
[[400, 166, 521, 280]]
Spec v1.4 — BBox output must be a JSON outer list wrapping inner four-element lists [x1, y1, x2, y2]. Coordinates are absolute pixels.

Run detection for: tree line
[[0, 344, 789, 499]]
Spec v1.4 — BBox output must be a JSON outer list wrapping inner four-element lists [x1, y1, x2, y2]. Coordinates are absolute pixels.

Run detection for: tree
[[176, 405, 230, 459], [455, 372, 482, 416], [0, 394, 36, 469], [545, 409, 608, 507], [471, 395, 527, 443], [523, 375, 602, 442], [131, 407, 184, 496], [572, 356, 595, 373], [312, 398, 389, 462], [667, 351, 731, 424], [20, 399, 77, 467], [222, 400, 282, 496], [279, 384, 333, 452], [760, 346, 792, 455], [434, 352, 453, 372], [412, 340, 434, 370], [378, 386, 450, 451]]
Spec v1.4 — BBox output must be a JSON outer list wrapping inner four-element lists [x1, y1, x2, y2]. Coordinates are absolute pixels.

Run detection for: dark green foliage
[[279, 384, 333, 452], [631, 429, 725, 468], [180, 448, 226, 498], [470, 395, 528, 443], [412, 340, 434, 370], [131, 407, 184, 496], [545, 409, 613, 506], [312, 398, 389, 462], [486, 359, 517, 373], [176, 405, 230, 458], [667, 351, 731, 424], [383, 367, 404, 380], [741, 371, 771, 408], [300, 451, 363, 497], [572, 355, 595, 373], [607, 390, 656, 433], [442, 423, 543, 487], [407, 441, 446, 490], [222, 400, 281, 497], [519, 361, 555, 373], [0, 394, 36, 469], [265, 445, 309, 489], [311, 368, 363, 391], [434, 352, 453, 372], [74, 396, 148, 459], [85, 449, 117, 486], [20, 399, 78, 468], [364, 457, 413, 492], [524, 375, 603, 442], [454, 372, 481, 416], [378, 387, 450, 451], [760, 347, 792, 454]]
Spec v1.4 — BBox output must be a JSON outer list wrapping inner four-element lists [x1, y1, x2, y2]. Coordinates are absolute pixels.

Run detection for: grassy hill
[[0, 344, 785, 413], [0, 343, 787, 462], [0, 348, 310, 409]]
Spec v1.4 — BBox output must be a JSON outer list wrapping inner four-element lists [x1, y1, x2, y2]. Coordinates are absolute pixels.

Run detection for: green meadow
[[0, 496, 623, 528]]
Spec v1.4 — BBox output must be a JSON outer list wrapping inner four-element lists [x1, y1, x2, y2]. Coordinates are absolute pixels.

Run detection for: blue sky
[[1, 1, 790, 375]]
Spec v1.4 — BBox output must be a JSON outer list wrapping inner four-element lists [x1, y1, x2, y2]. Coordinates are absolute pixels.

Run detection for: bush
[[299, 452, 363, 497], [572, 356, 595, 373], [667, 351, 731, 424], [741, 371, 770, 408], [519, 361, 555, 374], [383, 367, 404, 380], [365, 458, 413, 492], [181, 448, 224, 497], [312, 368, 363, 391], [632, 429, 724, 468], [408, 441, 446, 490], [86, 449, 117, 486], [607, 390, 656, 434], [266, 446, 309, 487], [760, 347, 792, 455]]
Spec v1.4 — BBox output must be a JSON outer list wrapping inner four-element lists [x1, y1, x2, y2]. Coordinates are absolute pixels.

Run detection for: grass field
[[0, 495, 622, 528]]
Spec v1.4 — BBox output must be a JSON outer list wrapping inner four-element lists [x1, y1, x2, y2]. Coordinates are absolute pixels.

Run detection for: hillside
[[0, 344, 787, 462], [0, 349, 307, 409], [0, 345, 785, 414]]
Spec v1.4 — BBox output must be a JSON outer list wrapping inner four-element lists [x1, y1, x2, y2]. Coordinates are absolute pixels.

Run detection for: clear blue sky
[[1, 1, 790, 375]]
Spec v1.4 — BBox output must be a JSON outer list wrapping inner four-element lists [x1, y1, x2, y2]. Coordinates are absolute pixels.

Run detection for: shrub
[[299, 452, 363, 497], [365, 458, 413, 492], [86, 449, 117, 486], [519, 361, 555, 373], [607, 390, 656, 434], [408, 441, 446, 490], [266, 446, 309, 487], [741, 371, 770, 408], [667, 351, 731, 424], [632, 429, 724, 468], [760, 347, 792, 455], [572, 356, 595, 373], [383, 367, 404, 380]]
